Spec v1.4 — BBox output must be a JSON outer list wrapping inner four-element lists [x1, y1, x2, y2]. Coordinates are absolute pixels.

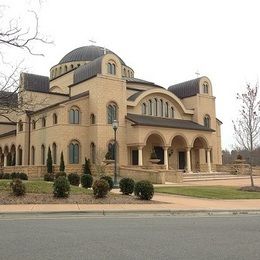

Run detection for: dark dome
[[58, 45, 125, 65]]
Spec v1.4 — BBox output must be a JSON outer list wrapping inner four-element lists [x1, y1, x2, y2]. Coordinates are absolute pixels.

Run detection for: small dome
[[58, 45, 126, 65]]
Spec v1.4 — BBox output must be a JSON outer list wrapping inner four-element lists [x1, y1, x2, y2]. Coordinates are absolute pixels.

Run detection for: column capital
[[163, 145, 171, 150], [186, 146, 192, 151], [137, 146, 144, 150]]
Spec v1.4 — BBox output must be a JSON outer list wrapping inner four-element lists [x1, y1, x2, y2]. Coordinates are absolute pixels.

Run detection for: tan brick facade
[[0, 45, 222, 180]]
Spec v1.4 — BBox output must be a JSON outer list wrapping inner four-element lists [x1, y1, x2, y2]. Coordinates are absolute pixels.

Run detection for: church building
[[0, 45, 222, 179]]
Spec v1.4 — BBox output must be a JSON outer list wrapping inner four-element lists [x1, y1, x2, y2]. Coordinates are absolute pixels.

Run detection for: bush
[[83, 158, 92, 175], [53, 176, 70, 198], [19, 172, 28, 180], [0, 173, 3, 179], [100, 176, 113, 190], [44, 173, 55, 182], [81, 174, 93, 188], [10, 172, 28, 180], [119, 178, 135, 195], [93, 179, 109, 198], [11, 172, 20, 179], [68, 173, 80, 186], [134, 180, 154, 200], [10, 179, 26, 196], [55, 171, 67, 179], [2, 173, 10, 179]]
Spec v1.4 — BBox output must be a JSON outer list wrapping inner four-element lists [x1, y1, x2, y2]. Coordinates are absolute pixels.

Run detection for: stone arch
[[191, 135, 209, 149], [144, 131, 166, 146], [169, 133, 189, 147]]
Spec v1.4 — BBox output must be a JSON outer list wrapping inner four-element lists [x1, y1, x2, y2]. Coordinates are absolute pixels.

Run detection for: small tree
[[233, 83, 260, 187], [59, 151, 65, 172], [46, 147, 53, 173], [83, 157, 92, 175]]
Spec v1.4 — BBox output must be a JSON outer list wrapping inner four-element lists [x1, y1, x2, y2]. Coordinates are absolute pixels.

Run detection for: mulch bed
[[0, 192, 163, 205], [239, 186, 260, 192]]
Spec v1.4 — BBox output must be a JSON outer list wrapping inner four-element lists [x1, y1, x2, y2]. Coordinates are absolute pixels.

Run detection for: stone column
[[186, 147, 192, 173], [163, 146, 169, 170], [207, 149, 212, 173], [3, 153, 7, 167], [138, 146, 143, 166]]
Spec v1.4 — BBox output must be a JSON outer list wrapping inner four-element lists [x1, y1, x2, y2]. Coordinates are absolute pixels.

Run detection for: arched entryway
[[143, 133, 165, 165], [191, 136, 210, 172], [169, 135, 188, 171]]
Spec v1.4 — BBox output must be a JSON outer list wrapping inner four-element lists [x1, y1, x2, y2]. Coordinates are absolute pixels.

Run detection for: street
[[0, 214, 259, 260]]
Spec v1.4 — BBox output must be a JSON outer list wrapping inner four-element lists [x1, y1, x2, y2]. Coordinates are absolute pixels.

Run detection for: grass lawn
[[0, 180, 92, 195], [155, 186, 260, 199]]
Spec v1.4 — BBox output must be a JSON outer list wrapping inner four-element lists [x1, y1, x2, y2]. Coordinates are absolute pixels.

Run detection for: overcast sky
[[2, 0, 260, 150]]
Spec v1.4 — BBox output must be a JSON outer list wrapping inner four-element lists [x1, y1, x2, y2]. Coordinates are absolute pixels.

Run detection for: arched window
[[170, 107, 175, 118], [52, 143, 57, 164], [77, 64, 80, 67], [107, 103, 117, 124], [69, 141, 79, 164], [53, 113, 58, 125], [90, 114, 95, 124], [107, 63, 116, 75], [203, 82, 209, 94], [90, 142, 96, 164], [64, 65, 67, 72], [204, 115, 211, 128], [142, 103, 147, 115], [160, 99, 164, 117], [69, 107, 80, 124], [59, 67, 62, 75], [31, 146, 35, 165], [154, 98, 158, 116], [123, 68, 126, 76], [32, 120, 36, 130], [71, 64, 74, 69], [41, 145, 45, 165], [149, 100, 152, 115], [42, 117, 46, 127], [18, 120, 23, 132], [165, 102, 169, 117], [112, 64, 116, 75]]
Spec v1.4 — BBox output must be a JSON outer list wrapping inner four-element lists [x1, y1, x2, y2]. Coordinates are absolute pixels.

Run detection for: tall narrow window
[[203, 82, 209, 94], [42, 117, 46, 127], [52, 143, 57, 164], [32, 120, 36, 130], [53, 113, 58, 125], [149, 100, 152, 115], [69, 141, 79, 164], [64, 65, 67, 72], [107, 63, 112, 74], [18, 120, 23, 132], [107, 103, 117, 124], [160, 99, 164, 117], [31, 146, 35, 165], [69, 108, 80, 124], [108, 142, 116, 160], [170, 107, 175, 118], [90, 114, 95, 124], [112, 64, 116, 75], [204, 115, 211, 128], [165, 102, 169, 117], [154, 98, 158, 116], [41, 145, 45, 165], [142, 103, 147, 115]]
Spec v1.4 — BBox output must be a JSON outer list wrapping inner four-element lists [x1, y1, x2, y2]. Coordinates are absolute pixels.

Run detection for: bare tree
[[0, 4, 52, 122], [233, 83, 260, 187]]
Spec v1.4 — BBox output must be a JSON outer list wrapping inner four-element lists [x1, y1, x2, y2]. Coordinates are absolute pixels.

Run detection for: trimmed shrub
[[47, 147, 53, 173], [68, 173, 80, 186], [0, 173, 3, 179], [81, 174, 93, 188], [11, 172, 19, 179], [100, 175, 113, 190], [2, 173, 10, 179], [93, 179, 109, 198], [134, 180, 154, 200], [19, 172, 28, 180], [53, 176, 70, 198], [10, 179, 26, 196], [55, 171, 67, 179], [44, 173, 55, 182], [119, 178, 135, 195]]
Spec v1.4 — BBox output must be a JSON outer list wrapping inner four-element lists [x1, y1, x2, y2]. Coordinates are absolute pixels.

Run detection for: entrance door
[[154, 146, 164, 165], [178, 151, 186, 169], [132, 150, 138, 165]]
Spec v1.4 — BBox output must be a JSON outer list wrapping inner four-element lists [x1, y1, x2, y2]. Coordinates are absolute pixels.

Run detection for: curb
[[1, 209, 260, 217]]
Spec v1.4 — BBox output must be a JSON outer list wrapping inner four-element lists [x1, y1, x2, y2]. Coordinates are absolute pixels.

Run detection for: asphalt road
[[0, 213, 259, 260]]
